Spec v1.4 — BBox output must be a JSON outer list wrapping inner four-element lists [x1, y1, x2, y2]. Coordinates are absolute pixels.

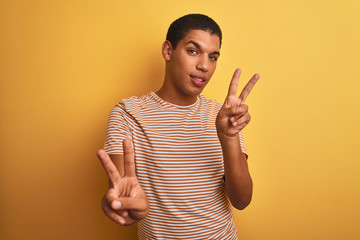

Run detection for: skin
[[216, 68, 259, 209], [97, 29, 260, 225], [156, 30, 220, 106], [97, 140, 148, 225]]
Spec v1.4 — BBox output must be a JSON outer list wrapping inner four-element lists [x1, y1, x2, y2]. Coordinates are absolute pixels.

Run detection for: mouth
[[190, 75, 207, 86]]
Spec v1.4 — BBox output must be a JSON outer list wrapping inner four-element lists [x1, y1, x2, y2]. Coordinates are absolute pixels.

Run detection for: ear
[[162, 40, 172, 61]]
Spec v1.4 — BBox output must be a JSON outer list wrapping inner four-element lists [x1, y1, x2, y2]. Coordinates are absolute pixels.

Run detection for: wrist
[[217, 131, 238, 143]]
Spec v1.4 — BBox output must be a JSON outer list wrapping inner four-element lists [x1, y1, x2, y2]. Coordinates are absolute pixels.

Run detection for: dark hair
[[166, 14, 222, 49]]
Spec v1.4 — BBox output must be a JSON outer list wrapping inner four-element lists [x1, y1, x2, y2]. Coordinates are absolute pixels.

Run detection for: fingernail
[[230, 116, 234, 122], [113, 201, 121, 209], [121, 211, 129, 217], [233, 122, 238, 126]]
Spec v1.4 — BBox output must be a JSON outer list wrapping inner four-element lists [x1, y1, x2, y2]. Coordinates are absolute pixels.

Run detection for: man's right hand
[[97, 139, 149, 225]]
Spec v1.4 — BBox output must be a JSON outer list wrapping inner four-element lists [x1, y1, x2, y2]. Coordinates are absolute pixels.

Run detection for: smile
[[193, 77, 204, 82], [190, 75, 207, 86]]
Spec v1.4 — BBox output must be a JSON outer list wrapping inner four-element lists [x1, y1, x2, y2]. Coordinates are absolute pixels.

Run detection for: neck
[[156, 84, 198, 106]]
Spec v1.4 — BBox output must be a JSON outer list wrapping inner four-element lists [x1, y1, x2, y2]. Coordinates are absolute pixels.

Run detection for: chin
[[185, 88, 204, 97]]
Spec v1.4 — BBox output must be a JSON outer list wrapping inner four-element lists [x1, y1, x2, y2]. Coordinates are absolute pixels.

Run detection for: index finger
[[227, 68, 242, 97], [97, 149, 121, 186], [123, 139, 136, 177], [239, 73, 260, 104]]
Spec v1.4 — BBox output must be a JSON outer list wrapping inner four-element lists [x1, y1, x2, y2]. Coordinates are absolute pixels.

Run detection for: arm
[[217, 133, 253, 210], [216, 68, 259, 210], [97, 139, 149, 225]]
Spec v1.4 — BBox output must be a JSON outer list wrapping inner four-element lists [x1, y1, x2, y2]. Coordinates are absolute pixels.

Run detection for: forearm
[[218, 134, 253, 210]]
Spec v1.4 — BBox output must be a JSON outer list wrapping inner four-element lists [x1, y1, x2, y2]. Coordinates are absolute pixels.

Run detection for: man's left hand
[[216, 68, 260, 138]]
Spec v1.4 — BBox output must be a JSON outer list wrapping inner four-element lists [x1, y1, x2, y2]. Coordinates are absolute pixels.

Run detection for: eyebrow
[[185, 40, 220, 56]]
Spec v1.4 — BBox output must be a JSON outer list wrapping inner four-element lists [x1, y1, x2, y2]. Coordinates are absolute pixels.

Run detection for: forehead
[[179, 29, 221, 51]]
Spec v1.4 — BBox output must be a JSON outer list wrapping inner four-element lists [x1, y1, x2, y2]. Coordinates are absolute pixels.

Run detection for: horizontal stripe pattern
[[104, 92, 247, 239]]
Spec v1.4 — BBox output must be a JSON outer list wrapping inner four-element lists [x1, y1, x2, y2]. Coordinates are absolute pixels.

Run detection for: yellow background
[[1, 0, 359, 239]]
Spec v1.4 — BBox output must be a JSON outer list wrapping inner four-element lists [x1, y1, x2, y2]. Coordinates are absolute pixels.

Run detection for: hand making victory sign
[[216, 68, 260, 138], [97, 139, 149, 225]]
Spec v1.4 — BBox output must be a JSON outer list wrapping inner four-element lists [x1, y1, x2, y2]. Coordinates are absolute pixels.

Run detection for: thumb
[[111, 197, 149, 212]]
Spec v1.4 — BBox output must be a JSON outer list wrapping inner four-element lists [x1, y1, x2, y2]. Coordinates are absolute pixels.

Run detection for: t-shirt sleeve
[[103, 103, 133, 155], [239, 130, 248, 158]]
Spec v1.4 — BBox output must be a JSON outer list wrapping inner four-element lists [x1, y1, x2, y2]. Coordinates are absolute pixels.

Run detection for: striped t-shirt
[[104, 92, 247, 240]]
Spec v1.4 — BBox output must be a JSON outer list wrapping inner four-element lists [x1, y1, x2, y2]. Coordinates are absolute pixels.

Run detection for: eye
[[188, 49, 198, 55], [209, 55, 218, 61]]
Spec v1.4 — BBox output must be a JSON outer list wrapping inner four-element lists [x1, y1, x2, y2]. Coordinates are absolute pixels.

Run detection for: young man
[[97, 14, 260, 239]]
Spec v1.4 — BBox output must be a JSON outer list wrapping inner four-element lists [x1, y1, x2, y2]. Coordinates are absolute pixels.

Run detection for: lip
[[190, 75, 207, 87]]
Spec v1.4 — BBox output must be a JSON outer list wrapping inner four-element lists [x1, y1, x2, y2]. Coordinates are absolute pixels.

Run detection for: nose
[[196, 55, 209, 72]]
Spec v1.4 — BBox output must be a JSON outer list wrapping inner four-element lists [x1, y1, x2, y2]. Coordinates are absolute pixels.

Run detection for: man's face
[[166, 29, 220, 99]]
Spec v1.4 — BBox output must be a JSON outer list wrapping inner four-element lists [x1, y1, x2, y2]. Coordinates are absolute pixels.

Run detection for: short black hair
[[166, 14, 222, 49]]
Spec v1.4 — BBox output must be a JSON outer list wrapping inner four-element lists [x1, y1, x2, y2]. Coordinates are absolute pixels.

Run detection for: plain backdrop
[[1, 0, 359, 239]]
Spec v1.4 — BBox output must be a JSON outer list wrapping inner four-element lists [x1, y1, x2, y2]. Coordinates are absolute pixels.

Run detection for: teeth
[[191, 75, 205, 82]]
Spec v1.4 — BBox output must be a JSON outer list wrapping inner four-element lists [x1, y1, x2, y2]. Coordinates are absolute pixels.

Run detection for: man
[[97, 14, 260, 239]]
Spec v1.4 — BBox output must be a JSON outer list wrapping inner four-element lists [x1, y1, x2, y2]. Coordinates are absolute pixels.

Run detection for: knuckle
[[107, 167, 115, 176], [123, 147, 133, 154], [241, 104, 248, 112], [124, 160, 135, 167], [106, 190, 116, 202], [232, 106, 240, 113], [104, 191, 112, 204]]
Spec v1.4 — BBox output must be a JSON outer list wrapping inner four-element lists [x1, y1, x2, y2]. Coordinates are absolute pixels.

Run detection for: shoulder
[[198, 94, 222, 111], [111, 92, 162, 117]]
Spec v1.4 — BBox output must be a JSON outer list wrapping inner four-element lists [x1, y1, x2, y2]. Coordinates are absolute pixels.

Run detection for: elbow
[[226, 177, 253, 210], [230, 194, 252, 210], [233, 200, 251, 210]]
